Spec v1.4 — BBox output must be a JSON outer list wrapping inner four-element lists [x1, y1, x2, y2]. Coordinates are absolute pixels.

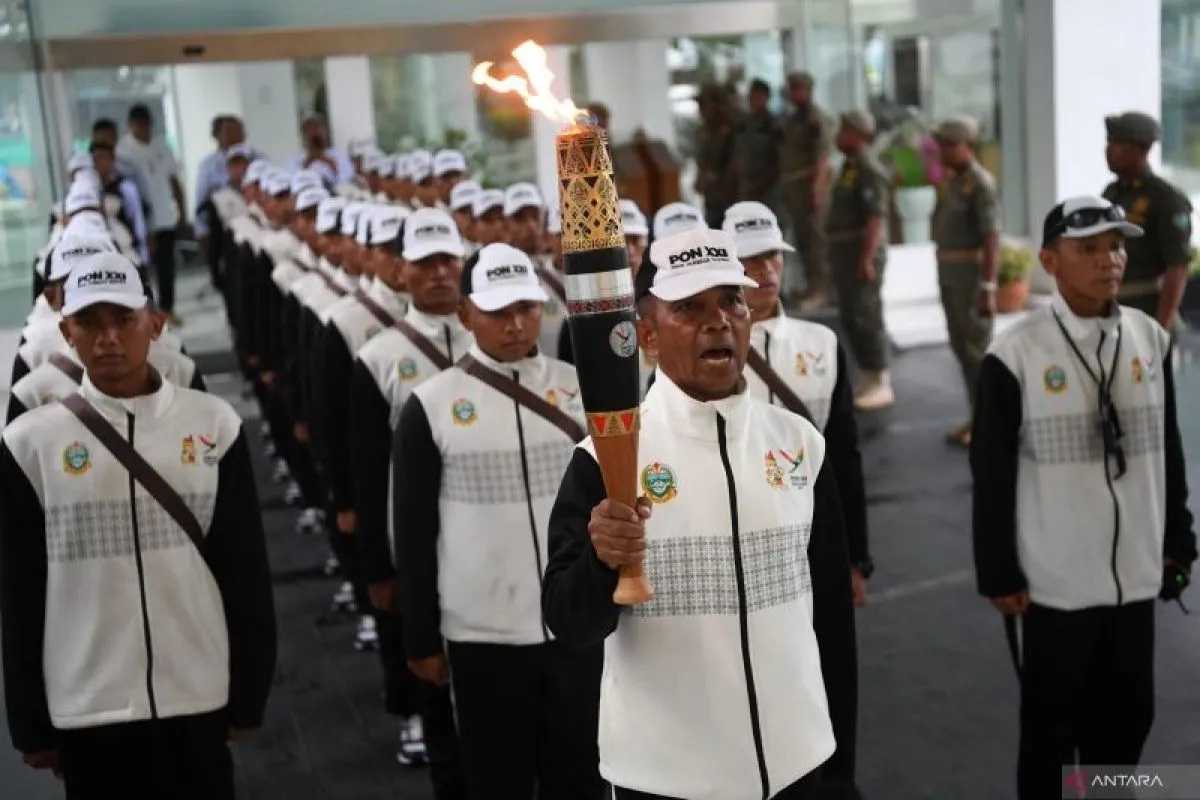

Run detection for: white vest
[[586, 371, 835, 800], [211, 186, 248, 226], [356, 307, 474, 428], [2, 376, 242, 730], [325, 279, 408, 356], [747, 310, 839, 431], [413, 345, 584, 645], [988, 294, 1171, 610], [11, 345, 198, 414]]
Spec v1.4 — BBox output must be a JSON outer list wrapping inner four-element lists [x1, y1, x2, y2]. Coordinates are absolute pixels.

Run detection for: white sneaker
[[354, 614, 379, 651], [331, 581, 357, 613], [272, 458, 290, 483], [284, 482, 304, 507], [854, 370, 895, 411], [295, 507, 324, 535], [396, 715, 428, 767], [323, 553, 341, 577]]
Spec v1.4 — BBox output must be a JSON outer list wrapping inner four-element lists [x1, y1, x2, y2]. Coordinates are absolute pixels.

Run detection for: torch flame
[[472, 40, 588, 127]]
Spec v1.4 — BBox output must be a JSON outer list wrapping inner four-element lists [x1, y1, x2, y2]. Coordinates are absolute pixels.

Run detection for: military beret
[[934, 115, 980, 144], [840, 109, 876, 138], [1105, 112, 1160, 147]]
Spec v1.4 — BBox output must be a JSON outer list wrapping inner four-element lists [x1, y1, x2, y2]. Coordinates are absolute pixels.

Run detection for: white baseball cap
[[619, 199, 649, 237], [546, 204, 562, 235], [319, 197, 350, 235], [653, 202, 705, 240], [409, 149, 434, 183], [64, 181, 100, 216], [433, 149, 468, 177], [403, 207, 465, 261], [295, 186, 330, 213], [450, 180, 481, 213], [393, 154, 412, 182], [473, 189, 504, 218], [225, 143, 253, 163], [353, 204, 377, 245], [63, 211, 109, 238], [722, 201, 795, 258], [61, 251, 148, 316], [243, 159, 271, 187], [362, 153, 384, 175], [647, 228, 758, 302], [504, 182, 543, 217], [370, 206, 407, 247], [1042, 195, 1145, 247], [263, 172, 291, 197], [376, 155, 397, 179], [465, 243, 549, 311], [291, 169, 323, 195], [45, 233, 117, 282]]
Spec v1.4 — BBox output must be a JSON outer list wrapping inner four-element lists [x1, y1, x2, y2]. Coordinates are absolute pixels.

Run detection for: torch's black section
[[564, 245, 640, 414], [562, 245, 627, 277]]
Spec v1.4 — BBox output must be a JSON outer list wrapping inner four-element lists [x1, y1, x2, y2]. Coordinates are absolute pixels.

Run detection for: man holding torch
[[544, 227, 844, 800]]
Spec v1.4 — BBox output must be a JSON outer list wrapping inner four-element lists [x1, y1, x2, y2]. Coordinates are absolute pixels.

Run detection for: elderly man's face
[[637, 285, 751, 402]]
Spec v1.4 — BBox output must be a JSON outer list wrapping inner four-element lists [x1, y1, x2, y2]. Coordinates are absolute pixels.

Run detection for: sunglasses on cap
[[1044, 204, 1126, 242]]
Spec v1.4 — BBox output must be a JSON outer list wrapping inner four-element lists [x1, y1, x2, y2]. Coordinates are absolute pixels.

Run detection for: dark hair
[[210, 115, 228, 138], [749, 79, 771, 96], [128, 104, 152, 123], [460, 250, 481, 296], [92, 118, 117, 135]]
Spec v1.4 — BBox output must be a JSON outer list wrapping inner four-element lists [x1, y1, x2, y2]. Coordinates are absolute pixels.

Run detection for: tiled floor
[[2, 266, 1198, 799]]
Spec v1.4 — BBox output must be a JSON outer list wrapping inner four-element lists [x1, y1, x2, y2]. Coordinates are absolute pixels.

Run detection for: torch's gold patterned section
[[557, 125, 626, 254]]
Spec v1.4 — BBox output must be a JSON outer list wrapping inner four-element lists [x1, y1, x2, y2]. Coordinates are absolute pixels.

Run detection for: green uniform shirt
[[780, 105, 833, 181], [827, 152, 890, 258], [1102, 169, 1193, 285], [932, 159, 999, 251], [734, 109, 783, 200]]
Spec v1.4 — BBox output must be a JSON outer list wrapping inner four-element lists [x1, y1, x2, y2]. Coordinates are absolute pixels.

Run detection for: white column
[[1019, 0, 1161, 237], [172, 63, 243, 209], [324, 56, 377, 153], [581, 40, 675, 152], [532, 45, 573, 215], [236, 61, 301, 167]]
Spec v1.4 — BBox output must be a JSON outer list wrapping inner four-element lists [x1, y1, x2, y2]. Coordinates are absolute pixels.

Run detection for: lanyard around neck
[[1051, 308, 1122, 397]]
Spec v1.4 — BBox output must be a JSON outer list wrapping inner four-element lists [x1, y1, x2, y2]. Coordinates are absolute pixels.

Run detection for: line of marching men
[[197, 137, 873, 800]]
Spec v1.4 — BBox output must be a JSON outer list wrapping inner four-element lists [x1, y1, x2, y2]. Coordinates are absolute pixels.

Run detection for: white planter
[[895, 185, 937, 244]]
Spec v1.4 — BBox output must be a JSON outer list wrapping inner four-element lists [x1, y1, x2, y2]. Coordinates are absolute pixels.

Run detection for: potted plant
[[880, 118, 941, 244], [996, 241, 1034, 313]]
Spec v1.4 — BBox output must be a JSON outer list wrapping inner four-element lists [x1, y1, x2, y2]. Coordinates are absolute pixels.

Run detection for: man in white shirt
[[118, 104, 187, 323], [291, 115, 353, 185]]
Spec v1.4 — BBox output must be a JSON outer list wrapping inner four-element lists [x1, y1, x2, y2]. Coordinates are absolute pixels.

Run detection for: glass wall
[[0, 0, 56, 322], [1162, 0, 1200, 202]]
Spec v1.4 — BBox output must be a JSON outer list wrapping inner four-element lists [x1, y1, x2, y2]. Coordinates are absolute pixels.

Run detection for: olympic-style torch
[[473, 42, 652, 605]]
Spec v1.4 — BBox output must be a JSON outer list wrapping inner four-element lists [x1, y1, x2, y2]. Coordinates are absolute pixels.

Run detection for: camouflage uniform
[[1102, 170, 1193, 318], [827, 152, 891, 371], [932, 158, 999, 409], [695, 120, 738, 229], [780, 104, 834, 295], [733, 109, 783, 214]]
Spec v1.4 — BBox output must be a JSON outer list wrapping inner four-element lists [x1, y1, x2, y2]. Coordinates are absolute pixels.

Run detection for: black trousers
[[152, 229, 178, 312], [1017, 600, 1155, 800], [615, 768, 819, 799], [446, 639, 604, 800], [59, 708, 233, 799]]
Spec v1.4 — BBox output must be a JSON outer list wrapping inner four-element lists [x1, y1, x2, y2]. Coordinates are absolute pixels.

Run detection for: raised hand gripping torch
[[557, 122, 653, 606]]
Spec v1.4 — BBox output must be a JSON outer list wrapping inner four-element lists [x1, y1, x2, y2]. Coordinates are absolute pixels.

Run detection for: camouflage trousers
[[783, 179, 830, 295], [938, 260, 993, 410], [832, 241, 890, 371]]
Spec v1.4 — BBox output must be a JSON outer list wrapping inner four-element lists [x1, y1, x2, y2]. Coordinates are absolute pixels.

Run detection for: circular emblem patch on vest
[[63, 441, 91, 475], [609, 321, 638, 358], [397, 357, 418, 381], [1044, 365, 1068, 395], [451, 398, 477, 426], [640, 461, 678, 504]]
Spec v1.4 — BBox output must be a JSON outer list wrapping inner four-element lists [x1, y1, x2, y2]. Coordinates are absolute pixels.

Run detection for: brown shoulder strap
[[745, 347, 814, 425], [48, 352, 84, 384], [534, 266, 567, 304], [353, 289, 398, 329], [393, 318, 453, 371], [458, 353, 585, 444], [60, 394, 206, 552], [316, 269, 348, 297]]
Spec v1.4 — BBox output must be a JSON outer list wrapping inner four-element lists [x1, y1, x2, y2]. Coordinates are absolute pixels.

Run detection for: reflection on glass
[[1162, 0, 1200, 207]]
